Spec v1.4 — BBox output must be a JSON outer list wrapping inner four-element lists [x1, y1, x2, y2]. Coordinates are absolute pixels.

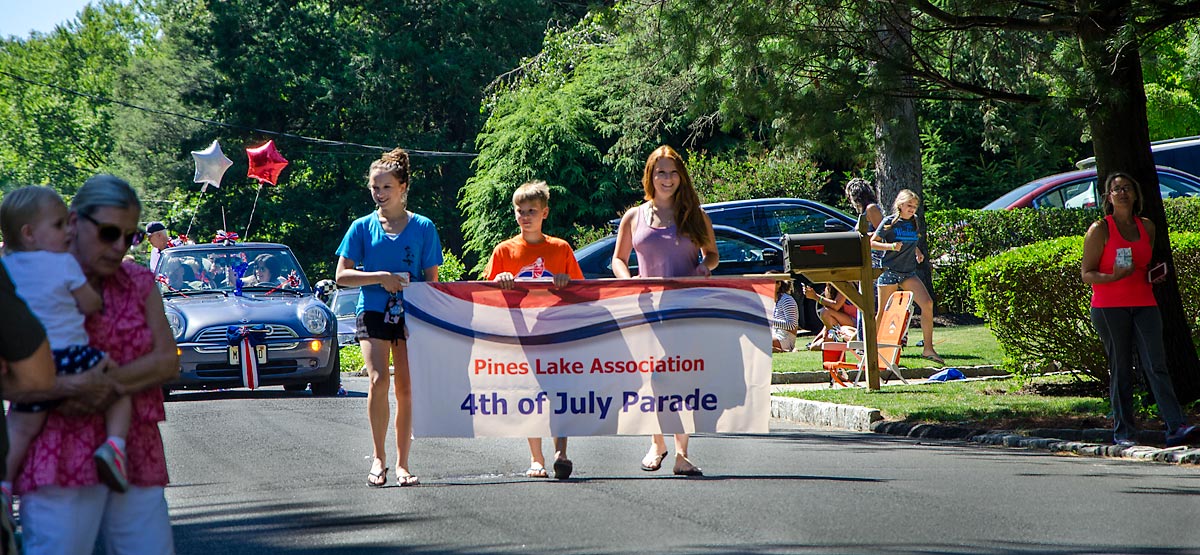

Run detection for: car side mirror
[[825, 218, 850, 232], [762, 249, 781, 266]]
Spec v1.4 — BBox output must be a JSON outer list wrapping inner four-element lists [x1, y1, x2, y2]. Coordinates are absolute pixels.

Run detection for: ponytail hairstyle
[[880, 188, 921, 233], [844, 177, 878, 214], [369, 147, 411, 205], [642, 145, 712, 250]]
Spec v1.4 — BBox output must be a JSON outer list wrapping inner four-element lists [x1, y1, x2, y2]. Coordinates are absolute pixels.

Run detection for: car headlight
[[165, 310, 184, 339], [302, 305, 329, 335]]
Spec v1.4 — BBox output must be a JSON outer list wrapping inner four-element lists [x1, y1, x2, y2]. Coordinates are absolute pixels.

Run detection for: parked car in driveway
[[575, 224, 785, 279], [982, 166, 1200, 210], [609, 198, 857, 245], [702, 198, 857, 243], [575, 224, 819, 331], [1076, 135, 1200, 178], [325, 285, 359, 347], [158, 242, 341, 395]]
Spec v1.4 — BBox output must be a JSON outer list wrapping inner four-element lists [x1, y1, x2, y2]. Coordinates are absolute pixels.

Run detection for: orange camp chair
[[821, 290, 913, 387]]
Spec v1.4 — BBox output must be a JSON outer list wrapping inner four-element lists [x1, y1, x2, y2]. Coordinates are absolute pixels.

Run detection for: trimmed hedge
[[928, 197, 1200, 313], [968, 231, 1200, 382]]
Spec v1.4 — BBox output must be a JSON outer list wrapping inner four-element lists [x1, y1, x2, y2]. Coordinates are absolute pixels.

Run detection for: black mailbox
[[782, 232, 864, 271]]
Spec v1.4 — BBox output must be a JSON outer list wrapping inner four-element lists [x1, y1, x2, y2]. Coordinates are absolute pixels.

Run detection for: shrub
[[968, 231, 1200, 382], [930, 197, 1200, 314], [439, 249, 467, 282], [927, 207, 1100, 313]]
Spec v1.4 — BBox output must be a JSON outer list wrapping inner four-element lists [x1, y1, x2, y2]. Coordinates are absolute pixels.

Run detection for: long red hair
[[642, 145, 711, 249]]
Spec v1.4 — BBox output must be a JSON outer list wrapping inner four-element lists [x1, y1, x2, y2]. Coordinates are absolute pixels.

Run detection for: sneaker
[[1165, 425, 1200, 448], [94, 440, 130, 493], [1114, 439, 1137, 448]]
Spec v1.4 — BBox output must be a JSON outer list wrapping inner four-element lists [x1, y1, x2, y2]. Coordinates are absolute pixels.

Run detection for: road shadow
[[165, 388, 365, 402]]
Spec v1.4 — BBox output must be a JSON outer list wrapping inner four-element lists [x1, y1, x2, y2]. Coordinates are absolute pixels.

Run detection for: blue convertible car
[[156, 242, 341, 395]]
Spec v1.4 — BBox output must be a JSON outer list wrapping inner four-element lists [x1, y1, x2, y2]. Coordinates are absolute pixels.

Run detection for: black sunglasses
[[78, 212, 145, 248]]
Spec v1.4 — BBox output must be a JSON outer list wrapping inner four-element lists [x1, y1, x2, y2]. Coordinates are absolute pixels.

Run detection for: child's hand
[[552, 273, 570, 288], [494, 272, 516, 290], [915, 249, 925, 264], [694, 263, 712, 277], [378, 272, 406, 294], [802, 284, 818, 300]]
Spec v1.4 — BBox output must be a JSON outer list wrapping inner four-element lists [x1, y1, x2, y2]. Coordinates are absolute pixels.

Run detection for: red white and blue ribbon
[[265, 270, 302, 295], [212, 230, 239, 244], [155, 273, 188, 297], [227, 325, 269, 390]]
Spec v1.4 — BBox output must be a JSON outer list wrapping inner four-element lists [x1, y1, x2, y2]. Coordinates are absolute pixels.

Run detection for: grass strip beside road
[[772, 324, 1005, 373], [777, 375, 1110, 428]]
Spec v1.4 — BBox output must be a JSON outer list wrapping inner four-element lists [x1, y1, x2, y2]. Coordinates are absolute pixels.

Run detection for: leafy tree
[[155, 0, 587, 277], [0, 0, 161, 191]]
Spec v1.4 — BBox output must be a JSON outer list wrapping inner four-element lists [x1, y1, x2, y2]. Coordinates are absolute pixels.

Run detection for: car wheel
[[310, 353, 341, 397], [283, 383, 308, 392]]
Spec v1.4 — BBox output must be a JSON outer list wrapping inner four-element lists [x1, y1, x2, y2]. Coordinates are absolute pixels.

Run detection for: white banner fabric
[[403, 278, 774, 438]]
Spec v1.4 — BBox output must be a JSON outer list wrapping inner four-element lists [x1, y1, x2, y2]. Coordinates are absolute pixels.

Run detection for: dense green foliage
[[926, 207, 1102, 313], [928, 198, 1200, 313], [969, 232, 1200, 382]]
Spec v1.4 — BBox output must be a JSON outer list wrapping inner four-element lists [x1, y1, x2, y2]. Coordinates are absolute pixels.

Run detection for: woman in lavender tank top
[[612, 145, 718, 477]]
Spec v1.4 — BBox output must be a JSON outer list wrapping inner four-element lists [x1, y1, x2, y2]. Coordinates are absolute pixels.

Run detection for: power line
[[0, 69, 478, 158]]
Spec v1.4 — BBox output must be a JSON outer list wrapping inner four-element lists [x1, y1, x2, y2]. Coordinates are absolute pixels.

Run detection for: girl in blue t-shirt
[[870, 189, 943, 364], [335, 148, 443, 488]]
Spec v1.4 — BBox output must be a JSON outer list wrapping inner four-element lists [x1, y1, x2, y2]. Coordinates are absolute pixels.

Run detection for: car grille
[[193, 324, 299, 352], [194, 360, 300, 378]]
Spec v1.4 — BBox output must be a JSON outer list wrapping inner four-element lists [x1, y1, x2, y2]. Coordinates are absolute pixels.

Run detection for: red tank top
[[1091, 215, 1156, 308]]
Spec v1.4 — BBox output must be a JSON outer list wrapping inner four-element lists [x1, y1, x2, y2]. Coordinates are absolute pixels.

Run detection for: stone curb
[[772, 397, 1200, 466]]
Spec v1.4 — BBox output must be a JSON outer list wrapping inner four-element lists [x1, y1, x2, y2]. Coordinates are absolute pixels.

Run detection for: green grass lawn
[[777, 375, 1111, 428], [772, 324, 1004, 373]]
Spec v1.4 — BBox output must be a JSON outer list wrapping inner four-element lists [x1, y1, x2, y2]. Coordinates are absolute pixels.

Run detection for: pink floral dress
[[16, 262, 169, 494]]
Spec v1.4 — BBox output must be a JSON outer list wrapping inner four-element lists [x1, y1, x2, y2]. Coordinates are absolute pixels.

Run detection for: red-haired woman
[[612, 145, 718, 477]]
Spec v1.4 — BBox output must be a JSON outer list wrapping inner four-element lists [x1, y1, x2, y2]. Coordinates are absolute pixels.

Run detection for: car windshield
[[332, 290, 358, 318], [156, 247, 310, 294]]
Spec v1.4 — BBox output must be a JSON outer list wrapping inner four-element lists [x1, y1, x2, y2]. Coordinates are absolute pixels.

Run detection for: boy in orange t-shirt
[[485, 180, 583, 480]]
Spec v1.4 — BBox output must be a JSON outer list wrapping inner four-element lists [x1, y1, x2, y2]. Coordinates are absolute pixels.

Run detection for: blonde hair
[[1, 186, 66, 251], [641, 145, 711, 250], [881, 189, 921, 233], [512, 180, 550, 207]]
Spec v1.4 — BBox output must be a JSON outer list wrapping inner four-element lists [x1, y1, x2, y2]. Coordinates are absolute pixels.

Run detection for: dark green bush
[[927, 207, 1100, 313], [969, 231, 1200, 382], [929, 197, 1200, 314]]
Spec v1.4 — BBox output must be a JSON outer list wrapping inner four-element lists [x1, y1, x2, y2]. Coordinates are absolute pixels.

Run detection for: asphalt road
[[161, 375, 1200, 555]]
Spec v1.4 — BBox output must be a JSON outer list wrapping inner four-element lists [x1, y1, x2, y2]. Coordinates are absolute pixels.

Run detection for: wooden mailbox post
[[782, 219, 884, 390]]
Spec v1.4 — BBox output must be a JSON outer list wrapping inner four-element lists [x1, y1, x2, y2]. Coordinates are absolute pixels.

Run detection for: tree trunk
[[871, 6, 932, 314], [1082, 8, 1200, 402]]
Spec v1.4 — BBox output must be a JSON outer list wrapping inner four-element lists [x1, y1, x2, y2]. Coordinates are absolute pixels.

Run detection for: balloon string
[[184, 188, 207, 239], [244, 184, 263, 241]]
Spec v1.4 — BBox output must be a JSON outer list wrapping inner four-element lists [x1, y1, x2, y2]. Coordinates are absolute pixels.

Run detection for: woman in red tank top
[[1081, 172, 1196, 448]]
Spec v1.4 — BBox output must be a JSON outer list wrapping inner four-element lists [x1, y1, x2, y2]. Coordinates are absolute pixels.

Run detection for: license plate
[[228, 345, 269, 365]]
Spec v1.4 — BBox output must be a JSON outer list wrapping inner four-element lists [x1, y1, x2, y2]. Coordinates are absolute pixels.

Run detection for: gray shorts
[[877, 270, 917, 286]]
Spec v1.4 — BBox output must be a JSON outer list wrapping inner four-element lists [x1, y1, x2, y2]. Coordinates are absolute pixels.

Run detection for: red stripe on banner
[[424, 278, 775, 309], [241, 337, 258, 389]]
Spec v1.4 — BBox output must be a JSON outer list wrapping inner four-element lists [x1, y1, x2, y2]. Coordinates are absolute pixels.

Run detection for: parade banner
[[404, 278, 775, 438]]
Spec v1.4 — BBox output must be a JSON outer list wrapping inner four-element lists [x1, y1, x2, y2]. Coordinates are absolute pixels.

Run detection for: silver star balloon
[[192, 140, 233, 192]]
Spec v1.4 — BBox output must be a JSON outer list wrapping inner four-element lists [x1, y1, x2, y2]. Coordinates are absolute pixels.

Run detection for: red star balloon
[[245, 140, 289, 186]]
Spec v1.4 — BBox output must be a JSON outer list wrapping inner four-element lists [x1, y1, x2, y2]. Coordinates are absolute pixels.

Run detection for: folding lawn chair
[[821, 290, 913, 387]]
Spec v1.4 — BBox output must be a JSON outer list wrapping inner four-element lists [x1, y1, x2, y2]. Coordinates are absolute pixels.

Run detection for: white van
[[1076, 136, 1200, 177]]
